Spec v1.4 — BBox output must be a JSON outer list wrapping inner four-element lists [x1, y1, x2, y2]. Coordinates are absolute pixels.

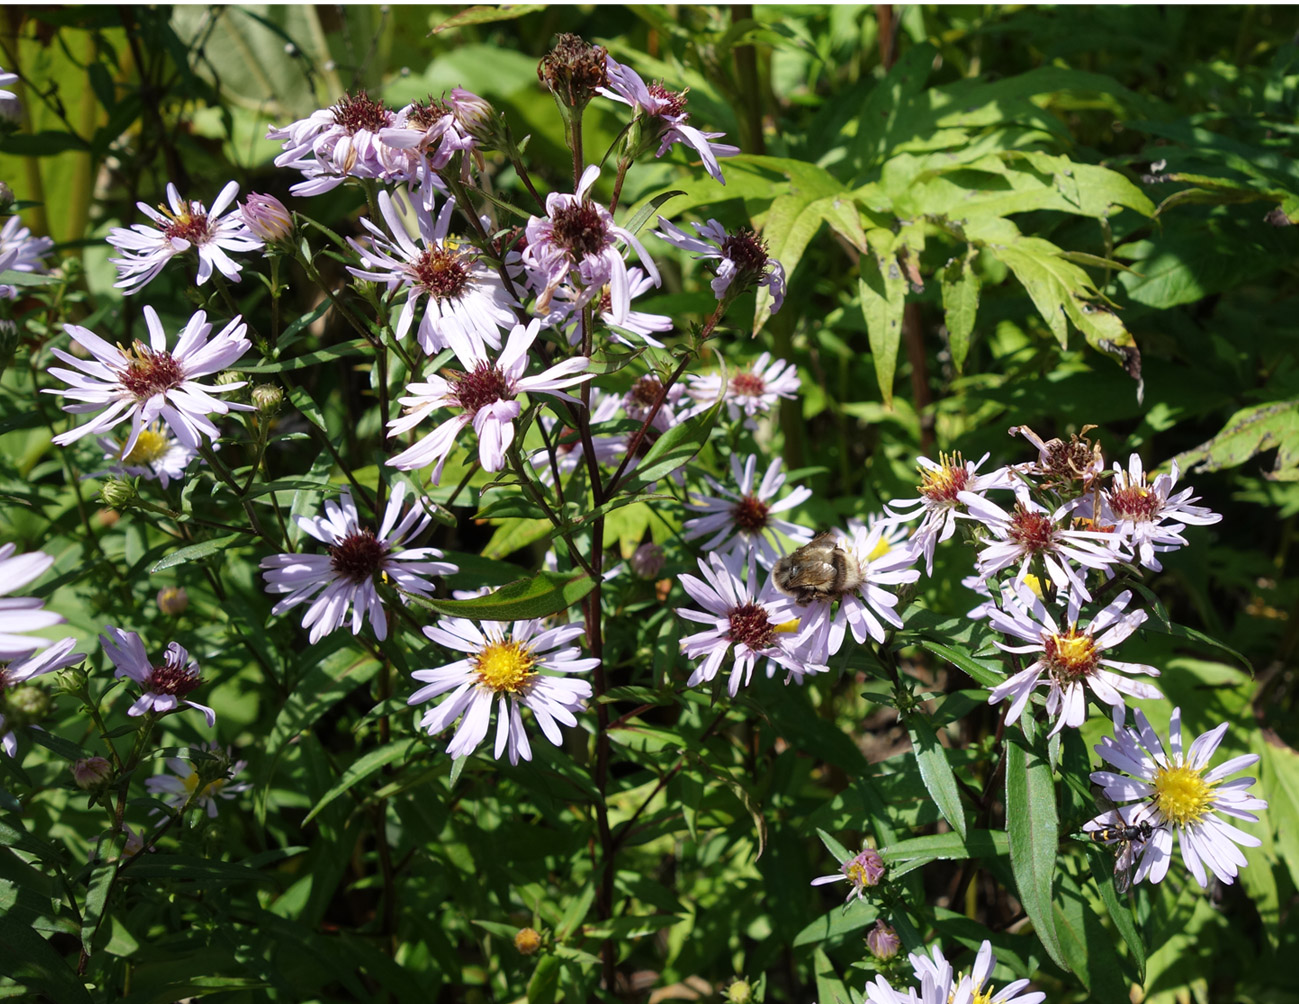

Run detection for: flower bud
[[846, 847, 885, 891], [866, 920, 900, 960], [99, 476, 138, 510], [537, 34, 608, 112], [630, 542, 664, 579], [73, 756, 113, 790], [156, 586, 189, 616], [251, 383, 283, 415], [1, 684, 51, 731], [240, 193, 293, 243], [513, 927, 542, 955], [448, 87, 499, 146], [724, 980, 754, 1004]]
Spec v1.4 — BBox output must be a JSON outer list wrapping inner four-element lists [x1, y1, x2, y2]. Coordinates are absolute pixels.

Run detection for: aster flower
[[348, 189, 516, 355], [239, 192, 293, 243], [106, 181, 263, 294], [551, 266, 672, 348], [386, 319, 593, 482], [98, 423, 199, 489], [683, 454, 814, 567], [523, 164, 660, 319], [908, 941, 1045, 1004], [886, 452, 1015, 575], [866, 970, 949, 1004], [99, 627, 215, 727], [600, 56, 739, 184], [381, 94, 481, 181], [1095, 454, 1222, 572], [810, 846, 885, 903], [960, 490, 1126, 603], [985, 583, 1161, 735], [0, 638, 85, 757], [409, 618, 597, 765], [44, 306, 253, 456], [0, 66, 17, 103], [260, 482, 457, 644], [1089, 706, 1268, 888], [654, 216, 785, 314], [0, 545, 65, 659], [145, 745, 250, 819], [684, 351, 799, 424], [677, 550, 825, 695], [0, 215, 54, 299]]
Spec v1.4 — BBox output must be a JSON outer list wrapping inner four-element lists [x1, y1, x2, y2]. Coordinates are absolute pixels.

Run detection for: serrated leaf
[[1005, 733, 1067, 970], [906, 716, 968, 839], [407, 569, 594, 622], [147, 533, 248, 573], [940, 257, 979, 374]]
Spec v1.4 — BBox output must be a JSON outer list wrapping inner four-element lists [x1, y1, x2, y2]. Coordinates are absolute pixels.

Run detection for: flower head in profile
[[381, 94, 482, 181], [100, 626, 215, 727], [348, 190, 516, 355], [654, 216, 785, 314], [386, 319, 593, 482], [868, 940, 1045, 1004], [986, 583, 1161, 735], [145, 744, 250, 818], [1089, 707, 1267, 888], [1096, 454, 1222, 572], [239, 192, 294, 244], [98, 424, 199, 489], [44, 306, 254, 456], [410, 617, 597, 765], [811, 846, 885, 904], [684, 352, 799, 424], [0, 545, 66, 660], [0, 215, 54, 299], [549, 266, 671, 349], [106, 181, 263, 294], [260, 482, 457, 644], [683, 454, 813, 568], [600, 57, 739, 184], [0, 638, 85, 757]]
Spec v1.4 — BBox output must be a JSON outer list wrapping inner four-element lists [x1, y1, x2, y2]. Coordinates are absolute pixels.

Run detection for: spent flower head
[[654, 216, 785, 314], [537, 33, 608, 111]]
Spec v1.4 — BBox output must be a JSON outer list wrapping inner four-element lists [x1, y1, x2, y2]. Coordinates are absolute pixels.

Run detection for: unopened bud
[[2, 684, 51, 730], [251, 383, 283, 415], [449, 87, 499, 145], [156, 586, 189, 616], [513, 927, 542, 955], [99, 476, 138, 510], [724, 979, 754, 1004], [538, 34, 608, 112], [866, 920, 900, 960], [630, 542, 664, 579], [73, 756, 113, 790], [240, 193, 293, 243]]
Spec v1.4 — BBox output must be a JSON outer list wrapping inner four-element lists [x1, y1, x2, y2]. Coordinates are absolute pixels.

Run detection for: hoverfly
[[1084, 806, 1157, 894]]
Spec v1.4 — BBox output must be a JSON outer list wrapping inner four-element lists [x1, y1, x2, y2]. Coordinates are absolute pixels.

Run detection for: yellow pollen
[[182, 770, 227, 800], [1049, 629, 1096, 675], [773, 618, 801, 634], [474, 640, 537, 694], [124, 428, 169, 464], [868, 537, 892, 562], [1021, 573, 1045, 598], [1153, 762, 1215, 827]]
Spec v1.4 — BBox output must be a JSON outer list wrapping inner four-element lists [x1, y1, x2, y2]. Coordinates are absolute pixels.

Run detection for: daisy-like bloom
[[810, 846, 885, 903], [985, 583, 1161, 735], [1089, 706, 1268, 888], [683, 454, 814, 568], [1097, 454, 1222, 572], [0, 545, 65, 659], [386, 319, 594, 482], [409, 618, 598, 765], [886, 452, 1015, 575], [260, 482, 457, 644], [906, 941, 1045, 1004], [381, 94, 481, 181], [523, 164, 660, 319], [600, 56, 740, 184], [98, 423, 199, 489], [683, 351, 799, 424], [106, 181, 263, 294], [0, 638, 86, 757], [552, 266, 672, 349], [677, 550, 826, 696], [145, 745, 250, 819], [866, 969, 949, 1004], [348, 190, 517, 355], [654, 216, 786, 314], [44, 306, 253, 456], [0, 215, 54, 299], [99, 626, 215, 727], [960, 490, 1126, 603]]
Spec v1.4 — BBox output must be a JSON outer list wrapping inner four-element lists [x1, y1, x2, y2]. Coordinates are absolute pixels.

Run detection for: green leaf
[[621, 189, 685, 238], [911, 639, 1003, 689], [880, 830, 1007, 866], [432, 4, 546, 32], [235, 338, 369, 374], [407, 569, 595, 622], [0, 916, 94, 1004], [147, 533, 248, 573], [1085, 843, 1146, 981], [816, 827, 852, 864], [80, 854, 118, 954], [940, 256, 979, 374], [793, 898, 879, 948], [1005, 733, 1067, 970], [1172, 399, 1299, 481], [859, 229, 907, 407], [905, 716, 967, 839], [303, 741, 417, 824], [616, 388, 723, 495]]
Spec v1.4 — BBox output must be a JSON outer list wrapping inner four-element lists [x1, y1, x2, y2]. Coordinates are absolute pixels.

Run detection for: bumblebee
[[771, 531, 863, 605]]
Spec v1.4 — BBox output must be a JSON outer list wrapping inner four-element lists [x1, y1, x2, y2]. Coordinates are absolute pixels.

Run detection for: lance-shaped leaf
[[1005, 731, 1068, 970], [407, 569, 596, 622], [905, 714, 968, 839]]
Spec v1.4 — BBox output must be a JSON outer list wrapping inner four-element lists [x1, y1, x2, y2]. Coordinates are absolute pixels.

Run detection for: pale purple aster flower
[[1097, 454, 1223, 572], [683, 454, 813, 568], [810, 846, 885, 903], [260, 482, 457, 644], [0, 215, 54, 299], [0, 66, 18, 103], [960, 490, 1126, 603], [677, 550, 825, 695], [381, 95, 479, 180], [985, 583, 1161, 735], [523, 164, 660, 319], [683, 351, 799, 423], [99, 626, 215, 727], [106, 181, 263, 294], [1089, 706, 1268, 888], [410, 618, 597, 765], [145, 745, 250, 818], [0, 638, 85, 756], [348, 189, 517, 355], [386, 319, 593, 481], [909, 941, 1046, 1004], [551, 266, 672, 348], [44, 306, 253, 456], [97, 424, 199, 489], [866, 969, 949, 1004], [600, 56, 739, 184], [654, 216, 785, 314], [886, 452, 1016, 575], [0, 545, 65, 659]]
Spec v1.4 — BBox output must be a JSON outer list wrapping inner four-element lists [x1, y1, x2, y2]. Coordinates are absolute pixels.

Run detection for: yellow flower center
[[182, 770, 227, 801], [773, 618, 801, 634], [474, 640, 537, 694], [1044, 627, 1098, 680], [124, 427, 170, 464], [867, 536, 892, 562], [1153, 762, 1215, 826]]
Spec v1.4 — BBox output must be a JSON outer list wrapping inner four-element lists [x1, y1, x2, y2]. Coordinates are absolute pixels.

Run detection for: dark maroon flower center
[[728, 602, 775, 651], [408, 97, 451, 131], [146, 660, 200, 697], [120, 343, 185, 399], [162, 210, 212, 246], [731, 495, 770, 532], [647, 81, 689, 119], [452, 362, 512, 414], [413, 246, 470, 301], [721, 230, 769, 275], [494, 227, 527, 257], [1007, 505, 1057, 553], [537, 33, 609, 105], [333, 91, 392, 134], [550, 201, 609, 260], [1107, 485, 1160, 522], [329, 530, 389, 584], [730, 372, 766, 398]]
